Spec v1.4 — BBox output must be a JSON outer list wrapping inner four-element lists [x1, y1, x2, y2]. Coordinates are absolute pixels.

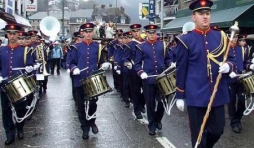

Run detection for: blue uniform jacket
[[69, 41, 103, 87], [66, 44, 77, 69], [135, 40, 172, 84], [0, 45, 33, 91], [175, 29, 235, 107], [227, 45, 249, 83], [108, 39, 118, 62], [122, 39, 144, 73], [113, 44, 122, 70]]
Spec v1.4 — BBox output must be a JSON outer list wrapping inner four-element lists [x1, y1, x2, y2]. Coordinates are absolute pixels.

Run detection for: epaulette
[[70, 45, 77, 50]]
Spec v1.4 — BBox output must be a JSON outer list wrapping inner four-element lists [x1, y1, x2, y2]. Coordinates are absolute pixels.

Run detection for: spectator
[[50, 41, 63, 75], [99, 24, 106, 38], [105, 22, 115, 38]]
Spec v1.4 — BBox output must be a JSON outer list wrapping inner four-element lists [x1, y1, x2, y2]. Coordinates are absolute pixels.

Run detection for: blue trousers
[[187, 105, 225, 148]]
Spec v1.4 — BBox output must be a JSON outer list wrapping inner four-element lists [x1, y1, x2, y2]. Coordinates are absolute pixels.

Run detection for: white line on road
[[156, 137, 177, 148]]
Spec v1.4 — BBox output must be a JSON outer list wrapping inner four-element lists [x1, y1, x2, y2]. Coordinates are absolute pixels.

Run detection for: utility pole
[[160, 0, 164, 36], [115, 0, 117, 28], [62, 0, 65, 39]]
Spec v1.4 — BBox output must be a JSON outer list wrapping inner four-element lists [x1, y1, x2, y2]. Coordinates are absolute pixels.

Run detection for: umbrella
[[0, 19, 7, 30]]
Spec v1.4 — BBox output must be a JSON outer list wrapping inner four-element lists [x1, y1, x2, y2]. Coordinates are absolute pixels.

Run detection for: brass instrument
[[35, 43, 50, 76]]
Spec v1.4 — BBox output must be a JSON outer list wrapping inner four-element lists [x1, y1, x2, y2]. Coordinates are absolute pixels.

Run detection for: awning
[[13, 14, 32, 27], [0, 11, 16, 24], [0, 19, 7, 29], [161, 4, 254, 33]]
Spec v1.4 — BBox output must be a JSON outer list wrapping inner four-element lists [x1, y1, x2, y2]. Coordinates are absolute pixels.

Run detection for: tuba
[[39, 16, 61, 41]]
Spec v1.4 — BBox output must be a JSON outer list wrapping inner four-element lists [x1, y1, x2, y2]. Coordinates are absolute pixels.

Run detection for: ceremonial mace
[[194, 22, 239, 148]]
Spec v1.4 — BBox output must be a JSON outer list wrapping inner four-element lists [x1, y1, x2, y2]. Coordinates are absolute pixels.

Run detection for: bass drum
[[81, 70, 112, 98]]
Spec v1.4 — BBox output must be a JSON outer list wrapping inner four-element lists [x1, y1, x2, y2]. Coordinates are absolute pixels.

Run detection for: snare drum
[[155, 69, 176, 96], [240, 74, 254, 93], [3, 74, 34, 103], [25, 75, 37, 91], [81, 71, 112, 98]]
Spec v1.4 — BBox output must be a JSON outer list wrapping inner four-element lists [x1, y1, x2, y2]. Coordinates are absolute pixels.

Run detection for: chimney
[[120, 6, 124, 13], [93, 4, 96, 9], [109, 4, 112, 7]]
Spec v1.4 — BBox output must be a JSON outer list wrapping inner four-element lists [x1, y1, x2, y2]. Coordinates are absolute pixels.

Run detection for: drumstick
[[12, 67, 25, 70], [80, 67, 89, 72], [147, 75, 158, 78]]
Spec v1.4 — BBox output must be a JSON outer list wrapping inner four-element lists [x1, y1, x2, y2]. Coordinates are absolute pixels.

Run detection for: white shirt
[[105, 27, 115, 39]]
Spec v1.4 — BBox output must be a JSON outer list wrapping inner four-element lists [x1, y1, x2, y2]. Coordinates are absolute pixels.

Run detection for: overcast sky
[[93, 0, 150, 25]]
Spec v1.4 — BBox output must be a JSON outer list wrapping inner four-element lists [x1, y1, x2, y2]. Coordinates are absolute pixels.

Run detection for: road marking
[[156, 137, 177, 148]]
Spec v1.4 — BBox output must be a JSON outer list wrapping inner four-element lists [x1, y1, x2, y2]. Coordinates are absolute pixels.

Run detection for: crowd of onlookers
[[92, 21, 115, 39]]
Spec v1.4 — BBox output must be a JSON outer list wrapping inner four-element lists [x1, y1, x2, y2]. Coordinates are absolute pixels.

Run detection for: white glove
[[116, 70, 121, 75], [250, 64, 254, 70], [229, 72, 238, 78], [73, 68, 80, 75], [140, 72, 148, 79], [176, 99, 185, 112], [101, 62, 112, 70], [0, 76, 3, 83], [127, 64, 132, 70], [33, 63, 41, 70], [67, 69, 70, 74], [114, 66, 117, 70], [170, 62, 176, 68], [251, 58, 254, 64], [25, 66, 34, 73], [219, 63, 230, 73]]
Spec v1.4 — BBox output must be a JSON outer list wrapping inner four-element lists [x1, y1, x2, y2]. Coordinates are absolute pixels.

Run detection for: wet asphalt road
[[1, 69, 254, 148]]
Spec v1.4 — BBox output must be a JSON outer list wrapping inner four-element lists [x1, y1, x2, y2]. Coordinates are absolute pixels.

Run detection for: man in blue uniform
[[175, 1, 235, 147], [108, 29, 123, 92], [227, 34, 251, 133], [122, 24, 146, 119], [116, 32, 132, 107], [135, 24, 172, 135], [69, 23, 111, 139], [0, 24, 34, 145]]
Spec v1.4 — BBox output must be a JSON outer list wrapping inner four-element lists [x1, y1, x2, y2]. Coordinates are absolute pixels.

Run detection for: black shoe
[[156, 122, 162, 130], [91, 123, 99, 134], [5, 138, 15, 145], [136, 114, 143, 119], [57, 73, 60, 75], [232, 126, 241, 133], [82, 132, 89, 139], [17, 129, 24, 139], [125, 102, 131, 108], [149, 129, 156, 136], [43, 89, 47, 94]]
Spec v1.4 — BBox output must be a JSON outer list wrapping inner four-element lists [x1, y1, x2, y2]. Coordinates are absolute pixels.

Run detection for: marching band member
[[175, 1, 235, 147], [117, 32, 132, 108], [108, 29, 123, 92], [18, 31, 28, 46], [66, 31, 81, 106], [113, 32, 125, 101], [0, 24, 34, 145], [135, 24, 172, 135], [227, 34, 249, 133], [122, 24, 146, 119], [69, 23, 111, 139]]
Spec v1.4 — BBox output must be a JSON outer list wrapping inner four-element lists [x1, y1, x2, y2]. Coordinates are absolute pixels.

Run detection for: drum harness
[[4, 73, 40, 124]]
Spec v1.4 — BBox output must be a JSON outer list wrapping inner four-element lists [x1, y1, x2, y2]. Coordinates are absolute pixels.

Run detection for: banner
[[26, 0, 37, 12], [149, 0, 155, 22], [139, 3, 149, 20]]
